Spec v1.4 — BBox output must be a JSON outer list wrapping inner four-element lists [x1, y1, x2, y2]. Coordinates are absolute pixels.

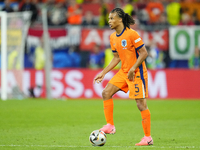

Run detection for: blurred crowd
[[1, 0, 200, 28], [0, 0, 200, 70]]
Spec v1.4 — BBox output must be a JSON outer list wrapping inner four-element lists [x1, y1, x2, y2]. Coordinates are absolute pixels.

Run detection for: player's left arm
[[127, 46, 148, 81]]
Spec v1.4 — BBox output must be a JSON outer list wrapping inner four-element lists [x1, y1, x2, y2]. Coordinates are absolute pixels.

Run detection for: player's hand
[[127, 68, 135, 82], [93, 72, 105, 84]]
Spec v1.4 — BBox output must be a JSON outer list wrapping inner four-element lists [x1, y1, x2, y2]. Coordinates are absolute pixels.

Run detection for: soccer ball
[[89, 130, 107, 146]]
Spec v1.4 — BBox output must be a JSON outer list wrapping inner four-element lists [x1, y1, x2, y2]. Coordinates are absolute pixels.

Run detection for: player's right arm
[[93, 52, 120, 84]]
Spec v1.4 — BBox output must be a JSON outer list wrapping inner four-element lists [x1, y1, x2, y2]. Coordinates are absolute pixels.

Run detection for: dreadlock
[[111, 8, 135, 28]]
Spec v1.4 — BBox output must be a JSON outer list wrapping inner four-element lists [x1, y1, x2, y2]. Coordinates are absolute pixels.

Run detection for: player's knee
[[136, 100, 147, 111], [102, 89, 111, 100], [136, 103, 143, 111], [137, 103, 145, 111]]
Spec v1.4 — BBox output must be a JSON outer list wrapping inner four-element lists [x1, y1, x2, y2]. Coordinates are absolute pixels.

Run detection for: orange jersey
[[110, 27, 147, 77], [109, 27, 148, 99]]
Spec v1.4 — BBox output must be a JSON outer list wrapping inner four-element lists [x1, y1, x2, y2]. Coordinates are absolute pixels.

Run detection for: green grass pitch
[[0, 99, 200, 150]]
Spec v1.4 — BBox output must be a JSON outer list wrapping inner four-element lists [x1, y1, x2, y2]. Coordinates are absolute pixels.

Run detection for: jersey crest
[[121, 39, 127, 47]]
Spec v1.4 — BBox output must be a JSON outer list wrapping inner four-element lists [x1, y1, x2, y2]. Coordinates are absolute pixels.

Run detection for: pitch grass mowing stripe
[[0, 145, 200, 149]]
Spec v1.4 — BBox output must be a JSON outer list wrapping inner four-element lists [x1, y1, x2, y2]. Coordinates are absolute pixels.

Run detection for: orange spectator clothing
[[180, 2, 194, 15], [180, 2, 200, 21], [194, 3, 200, 21], [41, 0, 65, 3], [146, 2, 164, 23], [67, 4, 82, 25], [109, 27, 148, 99], [8, 0, 19, 2]]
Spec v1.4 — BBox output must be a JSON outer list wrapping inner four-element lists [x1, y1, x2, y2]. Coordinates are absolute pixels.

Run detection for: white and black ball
[[89, 130, 107, 146]]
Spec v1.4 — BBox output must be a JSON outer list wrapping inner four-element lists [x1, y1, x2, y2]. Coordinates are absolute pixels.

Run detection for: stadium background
[[0, 0, 200, 99], [1, 1, 200, 150]]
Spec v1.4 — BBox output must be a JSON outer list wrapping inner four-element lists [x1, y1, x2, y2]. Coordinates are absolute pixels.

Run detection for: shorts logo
[[121, 39, 127, 47]]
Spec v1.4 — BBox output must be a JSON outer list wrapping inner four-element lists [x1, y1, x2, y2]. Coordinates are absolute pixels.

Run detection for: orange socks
[[103, 99, 114, 125], [103, 99, 150, 136], [141, 109, 151, 137]]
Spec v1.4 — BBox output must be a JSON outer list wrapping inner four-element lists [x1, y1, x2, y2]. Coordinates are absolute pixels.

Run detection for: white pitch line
[[0, 145, 199, 149]]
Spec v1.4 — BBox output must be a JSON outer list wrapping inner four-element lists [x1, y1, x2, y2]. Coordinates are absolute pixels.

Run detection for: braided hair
[[110, 8, 135, 28]]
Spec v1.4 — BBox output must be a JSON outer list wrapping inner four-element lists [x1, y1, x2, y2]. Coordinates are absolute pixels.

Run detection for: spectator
[[19, 0, 38, 24], [8, 47, 21, 69], [34, 37, 45, 70], [63, 0, 69, 9], [46, 0, 67, 26], [179, 0, 200, 25], [79, 51, 90, 68], [98, 0, 109, 27], [145, 40, 165, 69], [103, 47, 120, 69], [76, 0, 83, 4], [180, 0, 194, 17], [67, 0, 82, 25], [82, 10, 97, 27], [113, 0, 122, 8], [156, 12, 169, 30], [122, 0, 135, 17], [192, 10, 200, 25], [2, 0, 14, 12], [193, 0, 200, 25], [89, 44, 105, 69], [135, 0, 149, 25], [68, 45, 81, 67], [53, 45, 80, 68], [189, 46, 200, 69], [145, 0, 164, 24], [178, 13, 194, 25], [166, 0, 181, 25]]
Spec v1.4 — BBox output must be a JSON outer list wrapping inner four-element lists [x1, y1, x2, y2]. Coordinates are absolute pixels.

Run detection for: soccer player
[[93, 8, 153, 146]]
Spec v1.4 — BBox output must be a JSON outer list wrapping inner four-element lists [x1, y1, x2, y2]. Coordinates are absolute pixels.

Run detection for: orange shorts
[[109, 69, 148, 99]]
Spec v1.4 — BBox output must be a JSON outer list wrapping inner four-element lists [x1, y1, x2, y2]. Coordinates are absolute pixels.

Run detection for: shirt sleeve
[[131, 31, 144, 50], [110, 35, 117, 52]]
